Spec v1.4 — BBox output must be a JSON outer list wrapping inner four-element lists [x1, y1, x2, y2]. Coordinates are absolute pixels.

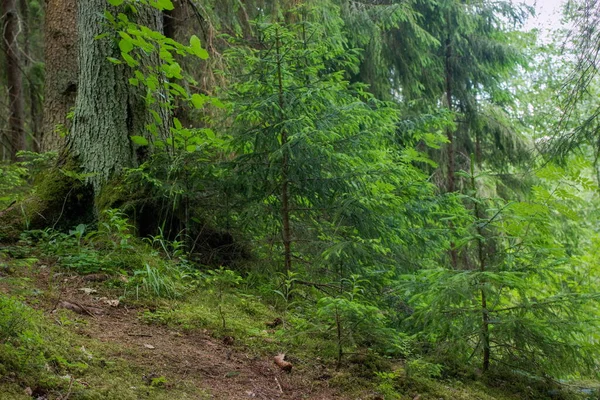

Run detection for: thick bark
[[69, 0, 166, 192], [2, 0, 26, 160], [1, 0, 167, 240], [41, 0, 77, 152]]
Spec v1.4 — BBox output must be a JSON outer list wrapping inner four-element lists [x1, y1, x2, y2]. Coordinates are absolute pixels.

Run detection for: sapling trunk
[[335, 305, 343, 369], [219, 288, 226, 330], [444, 28, 458, 269], [275, 27, 292, 273], [470, 155, 490, 373]]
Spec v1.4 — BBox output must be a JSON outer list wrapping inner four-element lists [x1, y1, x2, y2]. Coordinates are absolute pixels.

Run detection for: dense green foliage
[[2, 0, 600, 398]]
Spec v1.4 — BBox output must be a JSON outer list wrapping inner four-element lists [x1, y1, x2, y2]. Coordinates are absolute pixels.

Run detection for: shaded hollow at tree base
[[0, 168, 94, 242], [94, 180, 250, 267]]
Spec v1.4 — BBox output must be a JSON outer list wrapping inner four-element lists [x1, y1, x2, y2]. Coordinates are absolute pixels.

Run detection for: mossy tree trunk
[[0, 0, 168, 241], [68, 0, 167, 193]]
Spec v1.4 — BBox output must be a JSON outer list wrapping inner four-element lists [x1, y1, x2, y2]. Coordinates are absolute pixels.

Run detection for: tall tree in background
[[415, 0, 531, 190], [549, 0, 600, 174], [42, 0, 77, 152], [1, 0, 25, 160], [19, 0, 44, 152]]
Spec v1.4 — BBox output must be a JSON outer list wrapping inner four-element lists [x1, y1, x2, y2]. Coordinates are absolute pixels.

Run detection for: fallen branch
[[56, 301, 99, 318]]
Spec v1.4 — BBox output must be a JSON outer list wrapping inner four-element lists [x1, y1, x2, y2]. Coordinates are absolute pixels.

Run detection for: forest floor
[[0, 244, 593, 400], [0, 257, 345, 399]]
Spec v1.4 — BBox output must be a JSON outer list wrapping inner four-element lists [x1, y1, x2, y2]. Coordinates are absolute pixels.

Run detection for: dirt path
[[44, 272, 346, 400]]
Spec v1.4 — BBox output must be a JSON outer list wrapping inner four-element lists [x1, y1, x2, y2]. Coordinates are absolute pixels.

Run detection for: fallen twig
[[274, 376, 283, 394], [58, 376, 74, 400]]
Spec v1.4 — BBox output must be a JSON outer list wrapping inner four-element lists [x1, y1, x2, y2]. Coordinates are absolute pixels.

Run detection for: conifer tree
[[223, 8, 418, 274], [403, 158, 600, 376]]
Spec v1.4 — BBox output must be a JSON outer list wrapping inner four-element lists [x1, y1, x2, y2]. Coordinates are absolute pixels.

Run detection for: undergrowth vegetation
[[1, 185, 598, 399], [1, 108, 599, 400], [3, 0, 600, 399]]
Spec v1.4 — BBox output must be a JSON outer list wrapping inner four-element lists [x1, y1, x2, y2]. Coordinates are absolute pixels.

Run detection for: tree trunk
[[19, 0, 43, 152], [445, 31, 459, 269], [41, 0, 77, 152], [275, 29, 292, 273], [2, 0, 26, 160], [1, 0, 168, 241], [444, 35, 455, 193], [69, 0, 166, 192], [470, 157, 490, 373]]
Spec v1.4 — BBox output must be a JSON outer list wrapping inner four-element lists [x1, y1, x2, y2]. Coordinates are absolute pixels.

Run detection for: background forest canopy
[[2, 0, 600, 394]]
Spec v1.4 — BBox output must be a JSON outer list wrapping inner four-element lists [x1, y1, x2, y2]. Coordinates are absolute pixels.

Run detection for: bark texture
[[41, 0, 78, 152], [69, 0, 166, 192], [2, 0, 26, 160]]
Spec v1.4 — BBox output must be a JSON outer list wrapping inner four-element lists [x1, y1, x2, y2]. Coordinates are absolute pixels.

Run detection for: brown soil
[[4, 262, 349, 400]]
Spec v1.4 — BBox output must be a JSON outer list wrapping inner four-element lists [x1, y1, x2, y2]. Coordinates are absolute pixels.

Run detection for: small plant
[[314, 275, 406, 367], [204, 267, 242, 330], [26, 228, 109, 274], [150, 375, 168, 388], [0, 151, 56, 210], [374, 370, 402, 399], [406, 358, 443, 378], [99, 209, 134, 250], [130, 263, 179, 299], [272, 270, 300, 323], [68, 223, 87, 248], [146, 228, 188, 262]]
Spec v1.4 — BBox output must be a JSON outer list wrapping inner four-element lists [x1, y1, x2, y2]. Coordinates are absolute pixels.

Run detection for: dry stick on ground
[[274, 376, 283, 394], [58, 376, 74, 400], [57, 300, 98, 318], [50, 282, 67, 313]]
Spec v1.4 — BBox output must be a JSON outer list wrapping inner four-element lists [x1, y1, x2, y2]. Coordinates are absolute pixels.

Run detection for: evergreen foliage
[[1, 0, 600, 396], [403, 157, 600, 376]]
